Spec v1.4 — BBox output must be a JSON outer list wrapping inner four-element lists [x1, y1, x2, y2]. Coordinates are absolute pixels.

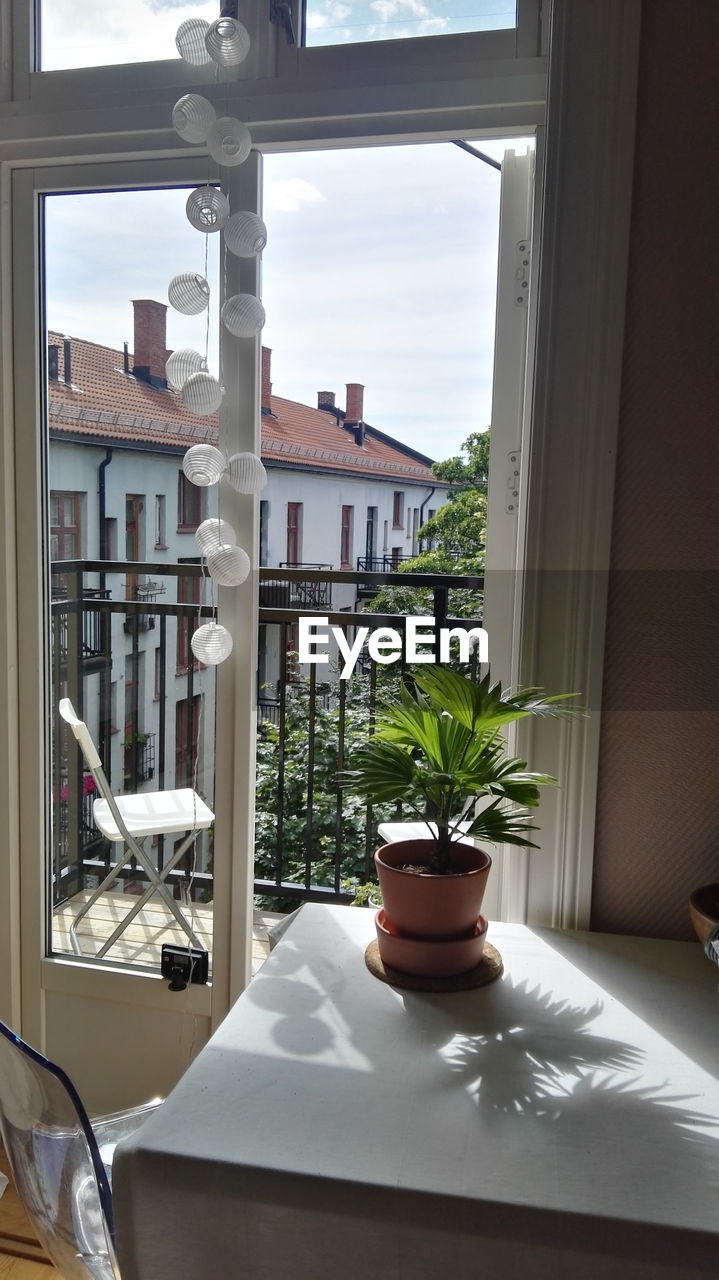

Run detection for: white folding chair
[[59, 697, 214, 960]]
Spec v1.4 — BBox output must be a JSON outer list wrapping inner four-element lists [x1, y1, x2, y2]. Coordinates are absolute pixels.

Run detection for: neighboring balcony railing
[[51, 560, 215, 909], [51, 559, 483, 914]]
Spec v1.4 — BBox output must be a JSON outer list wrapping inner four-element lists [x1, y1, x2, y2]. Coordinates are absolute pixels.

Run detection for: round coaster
[[364, 939, 503, 992]]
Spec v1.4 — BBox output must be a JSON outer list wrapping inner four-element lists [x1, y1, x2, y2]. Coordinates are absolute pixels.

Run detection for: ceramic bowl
[[375, 909, 487, 977], [689, 883, 719, 946]]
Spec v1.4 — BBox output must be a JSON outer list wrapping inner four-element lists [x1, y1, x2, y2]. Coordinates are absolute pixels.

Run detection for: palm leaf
[[465, 799, 540, 848]]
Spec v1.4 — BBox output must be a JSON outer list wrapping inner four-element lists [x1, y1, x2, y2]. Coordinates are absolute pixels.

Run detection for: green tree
[[254, 667, 398, 910], [367, 429, 489, 620]]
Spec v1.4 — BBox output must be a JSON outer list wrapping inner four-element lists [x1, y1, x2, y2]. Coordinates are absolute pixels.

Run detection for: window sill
[[177, 525, 199, 534]]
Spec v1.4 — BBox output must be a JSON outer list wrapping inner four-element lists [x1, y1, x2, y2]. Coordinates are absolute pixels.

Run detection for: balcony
[[50, 558, 483, 969]]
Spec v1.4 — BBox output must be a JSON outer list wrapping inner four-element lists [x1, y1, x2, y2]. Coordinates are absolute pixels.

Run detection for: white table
[[114, 905, 719, 1280]]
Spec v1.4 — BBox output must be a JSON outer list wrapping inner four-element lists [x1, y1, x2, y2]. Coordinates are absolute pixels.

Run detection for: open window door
[[481, 147, 535, 921]]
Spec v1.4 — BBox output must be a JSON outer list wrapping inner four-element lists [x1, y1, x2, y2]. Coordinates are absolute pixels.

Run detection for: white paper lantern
[[168, 272, 210, 316], [176, 18, 213, 66], [207, 544, 251, 587], [204, 17, 251, 66], [206, 117, 252, 168], [166, 348, 207, 391], [182, 445, 225, 488], [226, 452, 267, 494], [224, 211, 267, 258], [221, 294, 266, 338], [195, 518, 236, 556], [191, 622, 233, 665], [181, 373, 225, 416], [172, 94, 216, 144], [186, 186, 230, 233]]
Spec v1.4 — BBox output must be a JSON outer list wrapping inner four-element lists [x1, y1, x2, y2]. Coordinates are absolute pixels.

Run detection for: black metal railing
[[357, 554, 412, 571], [51, 560, 216, 909], [256, 565, 484, 908], [51, 559, 484, 915]]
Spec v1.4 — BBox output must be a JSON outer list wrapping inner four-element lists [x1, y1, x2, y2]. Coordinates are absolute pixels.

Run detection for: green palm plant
[[342, 666, 578, 874]]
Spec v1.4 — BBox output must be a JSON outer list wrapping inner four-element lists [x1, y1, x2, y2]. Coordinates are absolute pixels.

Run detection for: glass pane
[[254, 140, 528, 912], [44, 187, 221, 975], [305, 0, 516, 47], [40, 1, 218, 71]]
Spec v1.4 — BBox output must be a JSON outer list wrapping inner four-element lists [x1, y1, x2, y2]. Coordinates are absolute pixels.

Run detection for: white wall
[[262, 465, 446, 572]]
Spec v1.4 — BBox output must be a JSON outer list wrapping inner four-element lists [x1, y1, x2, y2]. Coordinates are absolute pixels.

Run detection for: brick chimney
[[345, 383, 364, 425], [261, 346, 272, 414], [132, 299, 168, 386], [317, 391, 336, 410]]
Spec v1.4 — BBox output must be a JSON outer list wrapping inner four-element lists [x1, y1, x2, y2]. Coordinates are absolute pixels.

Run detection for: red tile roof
[[48, 331, 442, 485]]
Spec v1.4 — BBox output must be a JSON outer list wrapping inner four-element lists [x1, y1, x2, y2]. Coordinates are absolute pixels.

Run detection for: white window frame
[[0, 0, 642, 1037]]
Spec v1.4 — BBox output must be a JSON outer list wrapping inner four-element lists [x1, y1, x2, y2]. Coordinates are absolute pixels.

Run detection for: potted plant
[[342, 665, 576, 976]]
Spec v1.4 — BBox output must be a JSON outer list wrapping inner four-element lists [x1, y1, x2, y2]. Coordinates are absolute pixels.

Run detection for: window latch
[[270, 0, 297, 45]]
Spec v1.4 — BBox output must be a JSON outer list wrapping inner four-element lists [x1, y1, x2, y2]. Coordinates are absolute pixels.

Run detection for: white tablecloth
[[114, 905, 719, 1280]]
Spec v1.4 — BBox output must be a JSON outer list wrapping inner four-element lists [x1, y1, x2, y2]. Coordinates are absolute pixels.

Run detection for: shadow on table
[[245, 907, 719, 1228], [524, 926, 719, 1082]]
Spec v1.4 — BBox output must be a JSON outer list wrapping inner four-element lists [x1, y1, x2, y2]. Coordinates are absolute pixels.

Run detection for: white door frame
[[0, 1, 643, 1047]]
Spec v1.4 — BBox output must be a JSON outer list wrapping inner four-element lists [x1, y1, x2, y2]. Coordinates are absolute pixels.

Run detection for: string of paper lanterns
[[167, 11, 268, 665]]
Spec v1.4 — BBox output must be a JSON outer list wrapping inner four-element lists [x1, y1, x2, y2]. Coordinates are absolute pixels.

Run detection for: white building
[[47, 301, 450, 836]]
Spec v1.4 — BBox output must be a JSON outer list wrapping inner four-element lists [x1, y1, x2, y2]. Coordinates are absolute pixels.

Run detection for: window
[[340, 505, 354, 567], [178, 472, 203, 531], [154, 648, 162, 702], [103, 517, 117, 560], [154, 495, 166, 549], [259, 500, 269, 567], [176, 574, 201, 673], [175, 694, 201, 790], [391, 546, 403, 566], [2, 0, 638, 1092], [304, 0, 517, 48], [49, 491, 82, 561], [365, 506, 378, 563], [286, 502, 302, 565], [392, 491, 404, 528], [40, 1, 219, 71]]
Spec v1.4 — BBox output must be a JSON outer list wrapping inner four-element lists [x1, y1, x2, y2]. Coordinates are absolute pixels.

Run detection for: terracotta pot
[[375, 909, 487, 977], [375, 839, 491, 939], [689, 883, 719, 946]]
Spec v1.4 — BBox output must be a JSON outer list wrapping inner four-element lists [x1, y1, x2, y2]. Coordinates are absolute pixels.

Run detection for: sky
[[40, 0, 516, 65], [41, 0, 528, 462]]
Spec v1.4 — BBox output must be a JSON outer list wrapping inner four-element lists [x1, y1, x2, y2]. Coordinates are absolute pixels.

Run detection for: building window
[[154, 647, 162, 701], [259, 500, 269, 567], [49, 491, 82, 562], [176, 574, 201, 672], [286, 502, 302, 565], [412, 507, 420, 556], [178, 471, 203, 531], [340, 505, 354, 567], [365, 506, 378, 563], [175, 694, 201, 789], [154, 494, 166, 548], [391, 546, 403, 567], [103, 516, 117, 560], [392, 491, 404, 529]]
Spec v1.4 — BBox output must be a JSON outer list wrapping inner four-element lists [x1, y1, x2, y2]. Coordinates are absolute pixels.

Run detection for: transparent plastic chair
[[0, 1019, 160, 1280]]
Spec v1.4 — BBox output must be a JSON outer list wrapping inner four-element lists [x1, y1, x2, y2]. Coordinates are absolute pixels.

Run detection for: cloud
[[41, 0, 217, 70], [370, 0, 431, 19], [266, 179, 327, 214]]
